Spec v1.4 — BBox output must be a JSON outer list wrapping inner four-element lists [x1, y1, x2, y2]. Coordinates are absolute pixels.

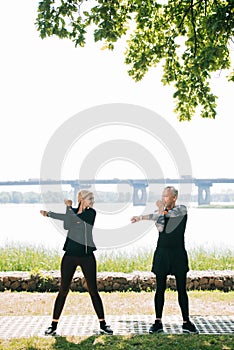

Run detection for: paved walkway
[[0, 315, 233, 338]]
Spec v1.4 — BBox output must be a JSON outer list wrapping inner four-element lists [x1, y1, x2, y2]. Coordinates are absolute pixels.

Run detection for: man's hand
[[156, 200, 164, 214], [40, 210, 48, 217], [131, 216, 140, 223]]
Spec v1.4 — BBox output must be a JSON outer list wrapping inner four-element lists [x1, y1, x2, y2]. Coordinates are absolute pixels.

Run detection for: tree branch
[[190, 0, 198, 57], [78, 0, 87, 17], [178, 0, 204, 29]]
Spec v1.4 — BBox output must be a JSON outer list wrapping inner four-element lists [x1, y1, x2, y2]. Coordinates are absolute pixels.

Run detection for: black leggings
[[155, 273, 189, 321], [53, 253, 104, 320]]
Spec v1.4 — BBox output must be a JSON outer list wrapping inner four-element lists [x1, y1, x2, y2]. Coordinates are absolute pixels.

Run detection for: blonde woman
[[40, 190, 113, 335]]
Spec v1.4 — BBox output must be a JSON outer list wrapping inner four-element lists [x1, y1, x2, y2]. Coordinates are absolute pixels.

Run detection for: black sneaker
[[149, 320, 163, 334], [100, 324, 113, 335], [45, 326, 57, 336], [182, 321, 199, 334]]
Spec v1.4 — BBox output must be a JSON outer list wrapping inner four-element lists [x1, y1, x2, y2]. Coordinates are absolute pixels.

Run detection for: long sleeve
[[47, 212, 66, 220], [148, 211, 165, 232], [149, 205, 187, 232], [47, 206, 78, 230], [165, 205, 187, 218]]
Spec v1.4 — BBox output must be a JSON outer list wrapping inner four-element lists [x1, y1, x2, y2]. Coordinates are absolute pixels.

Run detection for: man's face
[[162, 189, 177, 209]]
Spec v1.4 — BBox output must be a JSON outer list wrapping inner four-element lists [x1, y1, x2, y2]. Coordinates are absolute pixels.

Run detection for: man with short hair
[[131, 186, 199, 334]]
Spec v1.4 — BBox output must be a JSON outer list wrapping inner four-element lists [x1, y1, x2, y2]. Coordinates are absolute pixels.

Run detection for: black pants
[[155, 273, 189, 321], [53, 253, 104, 320]]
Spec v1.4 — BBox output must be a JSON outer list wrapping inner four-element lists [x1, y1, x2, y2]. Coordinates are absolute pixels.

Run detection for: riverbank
[[0, 244, 233, 272], [197, 204, 234, 209]]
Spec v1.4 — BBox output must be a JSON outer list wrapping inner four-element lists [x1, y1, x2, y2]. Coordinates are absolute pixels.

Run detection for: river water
[[0, 203, 233, 255]]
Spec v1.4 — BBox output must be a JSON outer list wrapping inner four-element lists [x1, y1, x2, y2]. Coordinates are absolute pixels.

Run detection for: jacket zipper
[[84, 222, 87, 254]]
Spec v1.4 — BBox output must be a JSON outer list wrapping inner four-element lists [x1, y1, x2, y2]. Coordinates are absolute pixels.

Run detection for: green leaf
[[35, 0, 234, 121]]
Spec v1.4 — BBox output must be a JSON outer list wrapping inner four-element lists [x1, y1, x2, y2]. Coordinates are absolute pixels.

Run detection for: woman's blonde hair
[[78, 190, 94, 203]]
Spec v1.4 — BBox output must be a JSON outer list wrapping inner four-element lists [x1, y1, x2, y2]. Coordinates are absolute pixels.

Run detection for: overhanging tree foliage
[[36, 0, 234, 121]]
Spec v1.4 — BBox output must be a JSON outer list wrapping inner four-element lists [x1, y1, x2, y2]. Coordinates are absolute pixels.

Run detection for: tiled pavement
[[0, 315, 233, 338]]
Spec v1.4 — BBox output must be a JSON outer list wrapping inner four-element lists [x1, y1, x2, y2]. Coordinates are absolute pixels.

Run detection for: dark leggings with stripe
[[53, 253, 104, 320], [155, 273, 189, 321]]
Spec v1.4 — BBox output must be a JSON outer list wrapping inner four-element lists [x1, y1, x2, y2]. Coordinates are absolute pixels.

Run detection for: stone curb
[[0, 270, 233, 292]]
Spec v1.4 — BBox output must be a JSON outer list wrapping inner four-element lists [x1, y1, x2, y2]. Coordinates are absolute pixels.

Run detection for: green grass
[[0, 334, 233, 350], [189, 246, 234, 270], [0, 242, 61, 271], [197, 204, 234, 209], [97, 248, 152, 272], [97, 246, 234, 272], [0, 243, 233, 272]]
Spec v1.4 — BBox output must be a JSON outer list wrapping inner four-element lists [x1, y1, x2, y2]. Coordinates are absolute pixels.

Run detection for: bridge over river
[[1, 178, 233, 206]]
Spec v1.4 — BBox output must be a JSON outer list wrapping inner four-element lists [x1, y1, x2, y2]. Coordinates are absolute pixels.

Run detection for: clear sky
[[0, 1, 233, 187]]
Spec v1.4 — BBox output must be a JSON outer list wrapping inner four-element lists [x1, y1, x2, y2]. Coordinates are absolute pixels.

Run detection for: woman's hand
[[64, 199, 72, 206], [40, 210, 48, 217]]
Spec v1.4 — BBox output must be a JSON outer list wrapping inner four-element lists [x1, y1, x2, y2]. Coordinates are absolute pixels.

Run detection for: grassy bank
[[0, 334, 233, 350], [0, 243, 233, 272], [197, 204, 234, 209]]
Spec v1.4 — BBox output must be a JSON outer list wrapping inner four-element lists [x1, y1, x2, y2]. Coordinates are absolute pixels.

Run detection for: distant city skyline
[[0, 177, 234, 196]]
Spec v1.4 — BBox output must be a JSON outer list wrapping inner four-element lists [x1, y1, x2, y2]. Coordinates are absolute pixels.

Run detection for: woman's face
[[82, 194, 95, 208]]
